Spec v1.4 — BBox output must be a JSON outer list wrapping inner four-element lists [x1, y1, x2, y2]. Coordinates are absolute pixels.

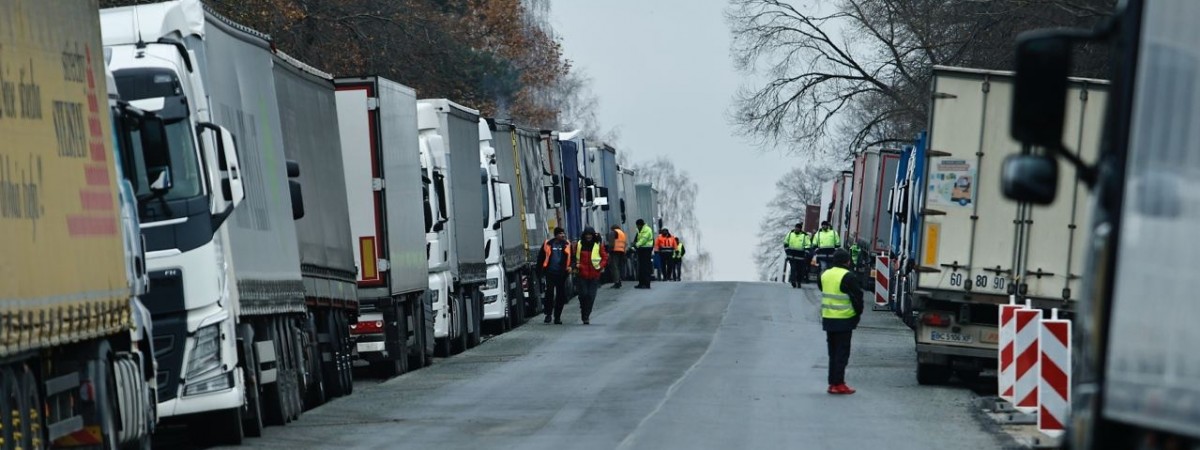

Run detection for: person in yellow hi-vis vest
[[634, 219, 655, 289], [821, 249, 863, 395]]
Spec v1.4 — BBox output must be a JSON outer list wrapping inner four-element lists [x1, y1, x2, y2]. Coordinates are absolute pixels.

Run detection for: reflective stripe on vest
[[576, 241, 602, 270], [612, 229, 627, 252], [820, 267, 856, 319]]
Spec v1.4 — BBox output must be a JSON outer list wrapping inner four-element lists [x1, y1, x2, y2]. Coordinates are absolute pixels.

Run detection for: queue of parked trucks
[[2, 0, 663, 447], [815, 1, 1200, 446]]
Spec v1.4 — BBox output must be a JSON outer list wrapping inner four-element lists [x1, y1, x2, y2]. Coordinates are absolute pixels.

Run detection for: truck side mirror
[[497, 182, 514, 223], [544, 185, 562, 208], [198, 123, 245, 223], [1011, 31, 1072, 148], [286, 159, 303, 220], [1001, 154, 1058, 205]]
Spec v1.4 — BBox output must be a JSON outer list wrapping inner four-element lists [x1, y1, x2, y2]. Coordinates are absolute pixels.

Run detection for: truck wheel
[[262, 318, 289, 426], [193, 407, 244, 446], [304, 313, 327, 409], [372, 304, 409, 378], [453, 294, 469, 354], [336, 312, 354, 395], [407, 299, 428, 369], [917, 363, 952, 385], [511, 286, 525, 328], [468, 290, 483, 347], [1, 368, 14, 449], [17, 367, 43, 449]]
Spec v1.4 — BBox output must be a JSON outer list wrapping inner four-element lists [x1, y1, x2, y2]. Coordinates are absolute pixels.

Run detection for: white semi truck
[[334, 76, 435, 374], [478, 120, 518, 331]]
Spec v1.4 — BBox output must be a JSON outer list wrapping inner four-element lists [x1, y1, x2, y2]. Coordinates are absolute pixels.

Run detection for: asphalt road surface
[[186, 281, 1014, 449]]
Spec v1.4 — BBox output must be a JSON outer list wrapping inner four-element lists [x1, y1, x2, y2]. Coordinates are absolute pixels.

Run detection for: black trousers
[[826, 331, 853, 385], [636, 248, 653, 287], [543, 272, 568, 319], [657, 251, 674, 280], [672, 258, 682, 280], [786, 249, 808, 285], [609, 252, 626, 286], [578, 278, 599, 320]]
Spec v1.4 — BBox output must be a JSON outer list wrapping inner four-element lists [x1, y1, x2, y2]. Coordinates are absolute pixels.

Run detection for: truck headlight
[[186, 323, 222, 379], [485, 278, 499, 290], [184, 372, 233, 397], [430, 289, 441, 305], [484, 295, 498, 304]]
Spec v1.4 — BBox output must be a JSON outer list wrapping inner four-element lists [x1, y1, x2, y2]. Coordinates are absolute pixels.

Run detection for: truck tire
[[511, 285, 525, 328], [193, 407, 244, 446], [336, 312, 354, 395], [917, 363, 952, 385], [2, 368, 15, 448], [468, 290, 483, 347], [262, 318, 289, 426], [304, 312, 327, 409], [18, 367, 44, 449], [453, 294, 469, 354], [407, 298, 429, 369], [371, 304, 408, 378], [238, 325, 265, 437]]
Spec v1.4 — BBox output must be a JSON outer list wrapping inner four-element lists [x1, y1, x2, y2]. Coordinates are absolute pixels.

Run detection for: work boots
[[827, 384, 856, 395]]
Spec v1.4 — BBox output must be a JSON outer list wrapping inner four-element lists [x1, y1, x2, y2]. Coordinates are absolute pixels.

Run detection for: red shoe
[[827, 385, 839, 394], [836, 384, 856, 395]]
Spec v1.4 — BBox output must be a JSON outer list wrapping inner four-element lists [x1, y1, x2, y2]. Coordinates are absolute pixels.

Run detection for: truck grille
[[152, 311, 188, 402]]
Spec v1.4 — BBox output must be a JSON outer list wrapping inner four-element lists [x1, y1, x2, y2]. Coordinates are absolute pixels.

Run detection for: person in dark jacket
[[819, 249, 864, 394], [575, 227, 608, 324], [537, 227, 572, 324]]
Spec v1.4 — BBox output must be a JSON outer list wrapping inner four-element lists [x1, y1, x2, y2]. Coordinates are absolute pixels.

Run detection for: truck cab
[[102, 1, 247, 434], [419, 104, 463, 355], [479, 121, 516, 330]]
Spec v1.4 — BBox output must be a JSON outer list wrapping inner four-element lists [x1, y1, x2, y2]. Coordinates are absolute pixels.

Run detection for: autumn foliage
[[100, 0, 572, 128]]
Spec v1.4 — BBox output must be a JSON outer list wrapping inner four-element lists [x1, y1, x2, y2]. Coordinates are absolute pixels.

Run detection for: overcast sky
[[551, 0, 797, 281]]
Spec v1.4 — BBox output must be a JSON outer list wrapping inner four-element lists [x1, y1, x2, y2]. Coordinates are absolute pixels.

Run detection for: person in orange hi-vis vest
[[654, 229, 677, 282], [606, 225, 628, 289], [537, 227, 572, 324]]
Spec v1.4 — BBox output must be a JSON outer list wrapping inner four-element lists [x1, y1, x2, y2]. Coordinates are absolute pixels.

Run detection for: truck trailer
[[907, 67, 1106, 384], [1, 1, 157, 446]]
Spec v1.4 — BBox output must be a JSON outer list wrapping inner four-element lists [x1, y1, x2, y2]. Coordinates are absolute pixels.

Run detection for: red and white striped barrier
[[873, 255, 889, 310], [998, 300, 1023, 402], [1038, 309, 1071, 436], [1014, 306, 1042, 413]]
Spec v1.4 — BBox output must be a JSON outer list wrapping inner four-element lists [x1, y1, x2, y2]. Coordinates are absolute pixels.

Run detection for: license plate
[[930, 330, 974, 344], [356, 342, 385, 353]]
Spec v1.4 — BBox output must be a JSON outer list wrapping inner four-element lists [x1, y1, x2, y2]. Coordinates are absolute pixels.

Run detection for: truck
[[334, 76, 435, 372], [905, 66, 1106, 384], [618, 167, 641, 280], [886, 133, 928, 326], [849, 148, 901, 264], [635, 183, 659, 232], [1005, 1, 1200, 447], [557, 132, 585, 239], [272, 52, 363, 393], [478, 119, 518, 331], [418, 99, 486, 353], [488, 120, 549, 321], [0, 2, 157, 447], [103, 0, 315, 441], [595, 144, 620, 236]]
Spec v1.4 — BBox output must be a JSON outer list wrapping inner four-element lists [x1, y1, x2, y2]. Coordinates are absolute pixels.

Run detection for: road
[[194, 282, 1014, 449]]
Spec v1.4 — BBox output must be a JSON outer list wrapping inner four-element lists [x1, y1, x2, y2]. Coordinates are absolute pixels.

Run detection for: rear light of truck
[[920, 312, 951, 327], [350, 320, 384, 335]]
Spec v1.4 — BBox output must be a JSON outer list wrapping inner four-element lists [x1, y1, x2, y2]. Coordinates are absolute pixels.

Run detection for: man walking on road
[[634, 219, 655, 289], [784, 223, 811, 288], [576, 227, 608, 324], [820, 249, 863, 394], [538, 227, 572, 324], [607, 224, 627, 289]]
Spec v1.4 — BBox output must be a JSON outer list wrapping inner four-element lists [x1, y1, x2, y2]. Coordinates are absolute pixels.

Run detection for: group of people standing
[[535, 220, 687, 324], [783, 220, 842, 288]]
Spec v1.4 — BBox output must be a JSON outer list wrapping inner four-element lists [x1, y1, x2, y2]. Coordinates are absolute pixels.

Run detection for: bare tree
[[726, 0, 1116, 158], [632, 157, 713, 281], [753, 163, 838, 280]]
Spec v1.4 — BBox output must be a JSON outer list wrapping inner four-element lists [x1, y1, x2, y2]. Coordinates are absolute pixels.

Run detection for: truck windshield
[[124, 112, 204, 202]]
